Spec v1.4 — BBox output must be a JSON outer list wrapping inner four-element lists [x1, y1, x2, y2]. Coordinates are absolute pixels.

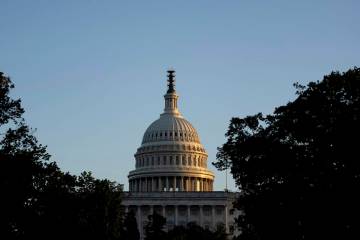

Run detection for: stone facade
[[122, 191, 238, 238], [122, 70, 238, 239]]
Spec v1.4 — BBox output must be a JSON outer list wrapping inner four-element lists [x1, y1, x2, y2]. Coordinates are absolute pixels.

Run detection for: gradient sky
[[1, 0, 359, 191]]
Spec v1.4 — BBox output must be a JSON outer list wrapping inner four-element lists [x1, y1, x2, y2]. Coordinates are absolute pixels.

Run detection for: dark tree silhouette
[[144, 212, 167, 240], [0, 72, 125, 240], [122, 210, 140, 240], [75, 172, 124, 239], [214, 67, 360, 240], [166, 222, 227, 240], [0, 71, 51, 239]]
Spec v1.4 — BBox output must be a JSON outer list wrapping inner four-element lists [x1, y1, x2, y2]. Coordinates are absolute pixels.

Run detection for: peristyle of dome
[[128, 70, 214, 192]]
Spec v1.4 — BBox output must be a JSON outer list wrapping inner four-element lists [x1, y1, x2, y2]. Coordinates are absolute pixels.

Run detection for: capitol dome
[[128, 70, 214, 192], [142, 115, 200, 144]]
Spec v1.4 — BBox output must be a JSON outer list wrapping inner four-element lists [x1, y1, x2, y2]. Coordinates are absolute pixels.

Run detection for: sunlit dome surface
[[142, 114, 200, 144], [128, 70, 214, 193]]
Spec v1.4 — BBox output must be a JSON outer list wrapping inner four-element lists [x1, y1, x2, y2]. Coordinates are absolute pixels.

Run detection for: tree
[[0, 72, 125, 240], [214, 67, 360, 239], [0, 71, 52, 239], [144, 212, 167, 240], [76, 172, 124, 240], [122, 210, 140, 240], [166, 222, 227, 240]]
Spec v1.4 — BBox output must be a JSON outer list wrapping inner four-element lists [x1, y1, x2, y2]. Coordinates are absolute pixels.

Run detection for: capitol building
[[122, 70, 238, 239]]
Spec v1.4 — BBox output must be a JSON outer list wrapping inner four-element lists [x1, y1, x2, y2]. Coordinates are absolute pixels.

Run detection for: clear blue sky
[[1, 0, 359, 191]]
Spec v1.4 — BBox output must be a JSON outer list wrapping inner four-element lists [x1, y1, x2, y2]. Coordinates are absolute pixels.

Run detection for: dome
[[128, 70, 214, 193], [142, 114, 200, 144]]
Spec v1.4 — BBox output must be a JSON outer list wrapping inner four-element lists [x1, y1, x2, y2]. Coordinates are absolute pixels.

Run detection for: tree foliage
[[166, 222, 227, 240], [144, 212, 167, 240], [214, 67, 360, 239], [122, 210, 140, 240], [144, 213, 227, 240], [0, 72, 126, 239]]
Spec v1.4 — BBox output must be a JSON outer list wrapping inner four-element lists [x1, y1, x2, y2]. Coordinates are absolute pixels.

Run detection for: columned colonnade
[[125, 204, 228, 237], [129, 176, 214, 192]]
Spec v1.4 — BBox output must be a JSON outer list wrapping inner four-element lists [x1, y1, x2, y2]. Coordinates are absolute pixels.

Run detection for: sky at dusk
[[1, 0, 359, 191]]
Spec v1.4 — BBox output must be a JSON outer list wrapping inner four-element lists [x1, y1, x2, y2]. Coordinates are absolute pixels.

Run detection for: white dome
[[142, 114, 200, 144], [128, 70, 214, 193]]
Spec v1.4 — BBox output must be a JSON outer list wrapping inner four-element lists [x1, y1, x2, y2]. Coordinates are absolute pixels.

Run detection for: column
[[166, 177, 169, 191], [150, 205, 154, 215], [173, 176, 177, 191], [174, 205, 178, 225], [162, 205, 166, 218], [199, 205, 203, 227], [187, 205, 191, 222], [180, 177, 184, 191], [145, 178, 148, 192], [211, 206, 215, 230], [225, 205, 229, 233], [152, 177, 155, 192], [159, 177, 162, 191], [137, 206, 142, 239], [139, 178, 142, 192]]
